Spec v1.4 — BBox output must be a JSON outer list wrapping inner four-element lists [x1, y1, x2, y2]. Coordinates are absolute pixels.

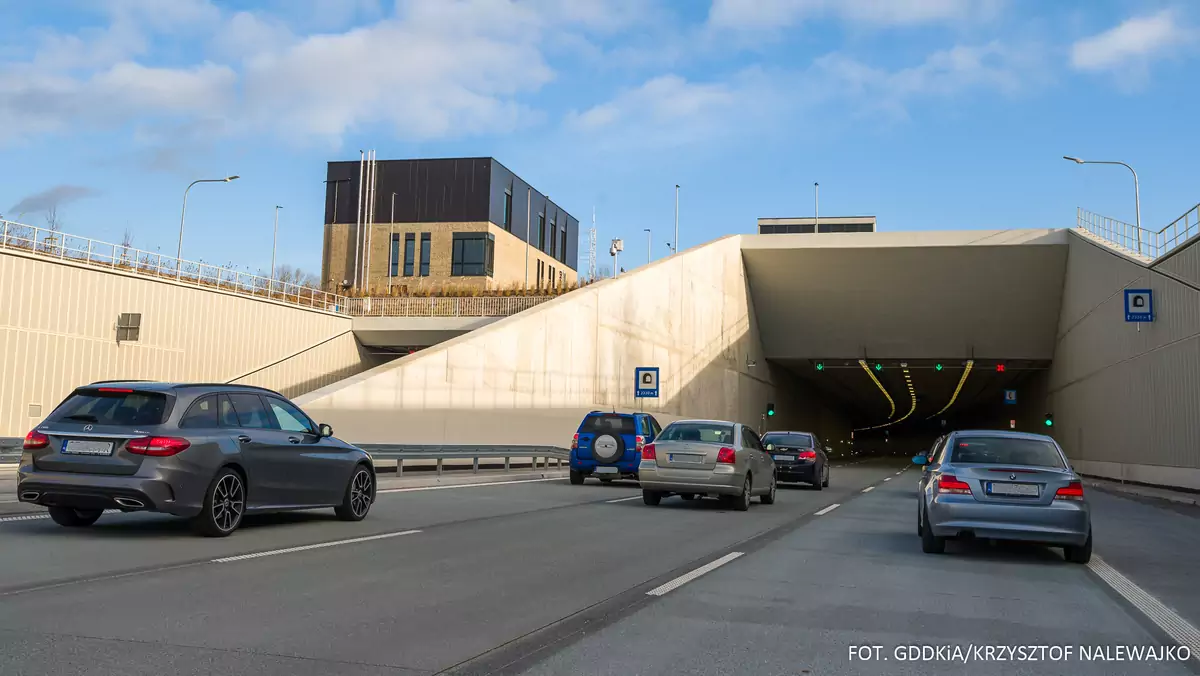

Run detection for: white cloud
[[708, 0, 1004, 30], [1070, 9, 1192, 74]]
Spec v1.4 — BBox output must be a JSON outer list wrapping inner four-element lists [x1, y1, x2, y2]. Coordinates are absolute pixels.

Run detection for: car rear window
[[949, 437, 1065, 468], [581, 414, 637, 435], [49, 388, 171, 426], [762, 433, 813, 448], [659, 422, 735, 445]]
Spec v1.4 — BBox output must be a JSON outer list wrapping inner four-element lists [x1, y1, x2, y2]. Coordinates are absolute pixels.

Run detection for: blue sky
[[2, 0, 1198, 278]]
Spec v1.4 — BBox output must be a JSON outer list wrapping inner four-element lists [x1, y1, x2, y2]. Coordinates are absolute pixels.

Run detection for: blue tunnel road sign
[[1124, 289, 1153, 322], [635, 367, 660, 398], [1004, 389, 1017, 405]]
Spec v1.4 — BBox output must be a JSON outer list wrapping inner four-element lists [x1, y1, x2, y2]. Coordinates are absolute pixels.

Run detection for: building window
[[537, 213, 545, 252], [503, 188, 513, 231], [549, 265, 555, 288], [560, 228, 567, 263], [116, 312, 141, 342], [451, 233, 495, 277], [419, 232, 431, 276], [549, 216, 557, 259], [390, 234, 400, 276], [536, 260, 544, 288], [403, 233, 415, 276], [559, 270, 564, 287]]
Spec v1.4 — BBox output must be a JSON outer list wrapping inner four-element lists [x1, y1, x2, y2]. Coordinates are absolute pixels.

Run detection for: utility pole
[[644, 228, 652, 265], [270, 205, 282, 296], [353, 150, 364, 291], [814, 182, 819, 231], [673, 184, 680, 255]]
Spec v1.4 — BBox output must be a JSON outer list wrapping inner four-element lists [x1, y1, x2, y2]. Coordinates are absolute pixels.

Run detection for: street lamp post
[[644, 228, 652, 265], [1063, 156, 1142, 254], [270, 205, 283, 297], [814, 182, 819, 230], [673, 184, 680, 255], [177, 175, 239, 278]]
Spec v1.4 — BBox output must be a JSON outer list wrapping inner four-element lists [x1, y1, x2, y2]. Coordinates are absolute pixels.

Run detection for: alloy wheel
[[350, 470, 373, 517], [213, 474, 244, 532]]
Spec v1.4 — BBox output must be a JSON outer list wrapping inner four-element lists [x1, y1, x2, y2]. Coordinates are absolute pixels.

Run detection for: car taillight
[[635, 435, 645, 451], [797, 450, 817, 460], [571, 433, 578, 451], [98, 387, 133, 393], [641, 443, 656, 460], [937, 474, 972, 495], [126, 436, 191, 457], [23, 430, 49, 450], [1055, 481, 1084, 501], [717, 447, 736, 464]]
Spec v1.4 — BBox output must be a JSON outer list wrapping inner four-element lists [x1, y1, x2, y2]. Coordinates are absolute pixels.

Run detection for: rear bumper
[[927, 496, 1090, 546], [17, 467, 204, 517], [638, 464, 744, 496], [776, 462, 818, 483], [569, 451, 640, 476]]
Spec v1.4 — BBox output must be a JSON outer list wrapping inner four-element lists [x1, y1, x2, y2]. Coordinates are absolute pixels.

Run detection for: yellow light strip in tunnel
[[855, 364, 919, 431], [858, 359, 895, 419], [928, 359, 974, 419]]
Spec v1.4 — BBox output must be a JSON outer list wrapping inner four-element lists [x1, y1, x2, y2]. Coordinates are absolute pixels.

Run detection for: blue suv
[[569, 411, 662, 484]]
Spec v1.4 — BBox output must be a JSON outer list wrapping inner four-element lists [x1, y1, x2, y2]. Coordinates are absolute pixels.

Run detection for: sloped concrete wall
[[298, 236, 851, 447]]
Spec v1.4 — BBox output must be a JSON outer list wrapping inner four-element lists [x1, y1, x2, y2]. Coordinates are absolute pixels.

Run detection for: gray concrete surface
[[1, 461, 1195, 676]]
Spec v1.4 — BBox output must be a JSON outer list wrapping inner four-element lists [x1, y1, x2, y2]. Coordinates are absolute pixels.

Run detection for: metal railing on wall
[[1, 220, 343, 311], [0, 219, 566, 318], [1077, 204, 1200, 260]]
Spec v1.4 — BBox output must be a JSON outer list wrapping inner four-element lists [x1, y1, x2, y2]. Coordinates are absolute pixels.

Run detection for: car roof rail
[[88, 379, 157, 385]]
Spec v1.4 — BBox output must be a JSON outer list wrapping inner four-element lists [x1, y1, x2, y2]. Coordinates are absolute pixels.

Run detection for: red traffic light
[[996, 364, 1006, 372]]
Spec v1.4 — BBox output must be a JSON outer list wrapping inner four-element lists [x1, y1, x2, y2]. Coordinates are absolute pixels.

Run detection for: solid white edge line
[[377, 477, 562, 494], [814, 503, 840, 515], [0, 509, 122, 524], [212, 529, 422, 563], [861, 486, 875, 493], [606, 495, 642, 503], [646, 552, 744, 596], [1088, 555, 1200, 661]]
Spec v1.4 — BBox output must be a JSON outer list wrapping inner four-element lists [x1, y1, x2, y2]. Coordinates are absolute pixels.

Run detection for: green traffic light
[[767, 402, 776, 417], [874, 363, 882, 371], [1044, 414, 1054, 427], [935, 363, 943, 371], [815, 362, 824, 371]]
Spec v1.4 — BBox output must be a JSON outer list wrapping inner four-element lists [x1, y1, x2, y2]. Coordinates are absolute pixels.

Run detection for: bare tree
[[45, 205, 61, 233]]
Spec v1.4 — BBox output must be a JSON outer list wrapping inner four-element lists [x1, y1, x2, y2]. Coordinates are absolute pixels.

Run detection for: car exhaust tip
[[113, 497, 145, 509], [19, 491, 40, 501]]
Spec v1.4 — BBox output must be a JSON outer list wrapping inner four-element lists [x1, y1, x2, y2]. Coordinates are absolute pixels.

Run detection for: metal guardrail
[[358, 444, 569, 475], [340, 295, 555, 317], [1, 219, 343, 311], [1077, 203, 1200, 260]]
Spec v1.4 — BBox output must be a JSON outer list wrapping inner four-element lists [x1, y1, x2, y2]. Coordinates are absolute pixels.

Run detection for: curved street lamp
[[1063, 156, 1141, 253], [177, 175, 239, 277]]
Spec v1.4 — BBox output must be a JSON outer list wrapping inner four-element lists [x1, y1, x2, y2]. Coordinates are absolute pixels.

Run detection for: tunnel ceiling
[[741, 229, 1069, 361], [773, 357, 1051, 432]]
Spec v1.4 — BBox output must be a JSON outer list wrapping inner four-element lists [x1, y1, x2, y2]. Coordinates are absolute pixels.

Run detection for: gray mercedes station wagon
[[16, 382, 375, 537]]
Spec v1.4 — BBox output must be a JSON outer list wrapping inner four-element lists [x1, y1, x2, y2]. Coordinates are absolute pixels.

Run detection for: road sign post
[[1124, 289, 1153, 323], [634, 367, 660, 399]]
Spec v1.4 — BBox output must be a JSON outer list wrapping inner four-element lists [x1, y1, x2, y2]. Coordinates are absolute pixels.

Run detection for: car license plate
[[594, 466, 619, 474], [62, 439, 114, 456], [988, 482, 1038, 497], [669, 453, 703, 463], [773, 455, 795, 461]]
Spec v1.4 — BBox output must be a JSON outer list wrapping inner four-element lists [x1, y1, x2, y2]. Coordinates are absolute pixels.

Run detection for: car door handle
[[237, 435, 252, 443], [288, 437, 301, 444]]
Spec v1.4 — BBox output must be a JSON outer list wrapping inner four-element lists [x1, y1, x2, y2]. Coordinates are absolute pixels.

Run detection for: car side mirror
[[766, 443, 775, 451], [318, 423, 334, 438], [911, 454, 927, 466]]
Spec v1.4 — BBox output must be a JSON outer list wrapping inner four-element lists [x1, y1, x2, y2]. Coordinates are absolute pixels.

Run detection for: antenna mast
[[588, 206, 598, 281]]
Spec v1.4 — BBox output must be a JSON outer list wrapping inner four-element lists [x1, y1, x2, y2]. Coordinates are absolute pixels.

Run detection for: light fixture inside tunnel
[[858, 359, 896, 420], [854, 365, 918, 431], [928, 359, 974, 419]]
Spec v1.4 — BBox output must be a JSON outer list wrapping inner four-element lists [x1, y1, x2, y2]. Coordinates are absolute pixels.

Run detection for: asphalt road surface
[[1, 461, 1196, 675]]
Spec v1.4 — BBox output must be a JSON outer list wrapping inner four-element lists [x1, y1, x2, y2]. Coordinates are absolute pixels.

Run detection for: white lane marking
[[377, 477, 563, 494], [895, 471, 903, 475], [606, 495, 642, 503], [815, 503, 840, 515], [861, 486, 875, 493], [646, 552, 744, 597], [1088, 555, 1200, 660], [0, 509, 122, 525], [212, 529, 422, 563], [884, 477, 892, 482]]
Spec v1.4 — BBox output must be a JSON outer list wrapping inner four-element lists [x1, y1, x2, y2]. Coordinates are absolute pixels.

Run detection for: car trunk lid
[[950, 465, 1075, 506], [653, 440, 724, 470], [31, 387, 173, 476]]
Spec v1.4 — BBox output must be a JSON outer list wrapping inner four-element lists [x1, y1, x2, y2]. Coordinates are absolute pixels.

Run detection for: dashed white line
[[884, 477, 892, 482], [377, 477, 563, 494], [606, 495, 642, 503], [861, 486, 875, 493], [895, 471, 903, 475], [1088, 555, 1200, 661], [212, 529, 422, 563], [814, 503, 841, 516], [646, 552, 744, 596]]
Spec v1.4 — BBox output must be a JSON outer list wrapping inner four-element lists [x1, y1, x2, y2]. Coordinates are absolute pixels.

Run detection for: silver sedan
[[638, 419, 776, 511], [915, 430, 1091, 563]]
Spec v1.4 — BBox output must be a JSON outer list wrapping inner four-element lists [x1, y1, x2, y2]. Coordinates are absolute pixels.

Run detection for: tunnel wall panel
[[1048, 232, 1200, 489], [297, 236, 852, 447]]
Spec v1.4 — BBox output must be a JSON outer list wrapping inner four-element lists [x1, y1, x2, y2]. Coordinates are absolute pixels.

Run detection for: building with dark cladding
[[322, 157, 579, 293]]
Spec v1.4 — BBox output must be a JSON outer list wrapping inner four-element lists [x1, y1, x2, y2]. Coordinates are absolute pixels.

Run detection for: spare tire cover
[[592, 433, 625, 462]]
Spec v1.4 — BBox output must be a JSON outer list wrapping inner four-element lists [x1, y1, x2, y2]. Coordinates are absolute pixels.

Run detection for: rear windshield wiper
[[63, 414, 99, 423]]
